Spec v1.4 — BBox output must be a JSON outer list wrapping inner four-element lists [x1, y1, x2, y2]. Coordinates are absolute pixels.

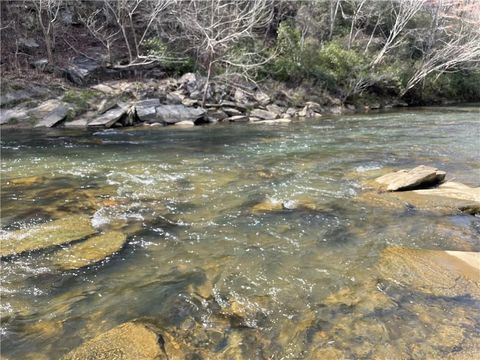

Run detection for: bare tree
[[402, 0, 480, 95], [172, 0, 275, 105], [30, 0, 63, 64], [328, 0, 342, 40], [371, 0, 426, 66], [345, 0, 367, 49], [79, 8, 121, 64], [81, 0, 174, 67]]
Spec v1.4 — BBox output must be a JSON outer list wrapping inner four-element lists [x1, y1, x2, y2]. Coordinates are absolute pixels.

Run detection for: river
[[1, 107, 479, 359]]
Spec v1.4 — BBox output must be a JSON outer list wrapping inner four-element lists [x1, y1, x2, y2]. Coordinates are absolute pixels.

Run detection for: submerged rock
[[375, 165, 446, 191], [378, 247, 480, 299], [1, 215, 95, 257], [53, 231, 127, 270], [61, 322, 164, 360]]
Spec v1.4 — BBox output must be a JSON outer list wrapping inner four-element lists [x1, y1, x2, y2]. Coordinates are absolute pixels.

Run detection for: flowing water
[[1, 107, 479, 359]]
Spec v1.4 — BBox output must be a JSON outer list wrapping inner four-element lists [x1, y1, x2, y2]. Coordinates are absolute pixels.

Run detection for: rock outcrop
[[375, 165, 446, 191]]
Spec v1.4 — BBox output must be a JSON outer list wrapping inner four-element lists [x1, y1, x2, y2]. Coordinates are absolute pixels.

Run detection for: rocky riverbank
[[0, 71, 409, 129]]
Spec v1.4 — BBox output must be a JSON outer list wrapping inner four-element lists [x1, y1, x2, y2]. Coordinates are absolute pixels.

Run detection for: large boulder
[[61, 322, 164, 360], [34, 103, 69, 128], [154, 104, 206, 124], [375, 165, 446, 191], [1, 215, 95, 257], [134, 99, 161, 122], [63, 56, 102, 86], [53, 231, 127, 270], [378, 247, 480, 299]]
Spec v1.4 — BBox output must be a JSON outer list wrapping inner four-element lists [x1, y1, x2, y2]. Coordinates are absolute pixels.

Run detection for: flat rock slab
[[61, 322, 164, 360], [378, 247, 480, 299], [413, 181, 480, 203], [35, 104, 69, 127], [375, 165, 446, 191], [63, 118, 89, 128], [356, 187, 480, 215], [1, 215, 95, 257], [88, 105, 127, 127], [155, 104, 205, 124], [53, 231, 127, 270]]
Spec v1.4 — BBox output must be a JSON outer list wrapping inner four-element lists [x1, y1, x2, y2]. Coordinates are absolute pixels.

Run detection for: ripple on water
[[1, 109, 480, 359]]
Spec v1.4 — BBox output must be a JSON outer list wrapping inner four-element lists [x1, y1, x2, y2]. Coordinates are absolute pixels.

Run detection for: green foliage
[[314, 42, 367, 84], [144, 38, 195, 75], [410, 71, 480, 104], [62, 89, 97, 113], [267, 22, 304, 81]]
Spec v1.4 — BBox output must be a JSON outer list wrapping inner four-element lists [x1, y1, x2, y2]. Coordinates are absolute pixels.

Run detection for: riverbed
[[1, 107, 479, 359]]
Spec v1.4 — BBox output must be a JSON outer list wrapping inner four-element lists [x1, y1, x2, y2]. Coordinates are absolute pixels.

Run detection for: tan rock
[[375, 165, 446, 191], [53, 231, 127, 270], [61, 322, 164, 360], [1, 215, 95, 257], [378, 247, 480, 299], [413, 181, 480, 205]]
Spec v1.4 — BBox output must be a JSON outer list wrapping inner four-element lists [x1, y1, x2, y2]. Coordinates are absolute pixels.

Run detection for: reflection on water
[[1, 108, 480, 359]]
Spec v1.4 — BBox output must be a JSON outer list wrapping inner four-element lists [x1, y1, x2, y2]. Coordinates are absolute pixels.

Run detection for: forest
[[1, 0, 480, 106]]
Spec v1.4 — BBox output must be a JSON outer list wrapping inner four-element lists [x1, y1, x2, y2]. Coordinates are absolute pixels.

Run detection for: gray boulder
[[64, 56, 101, 86], [135, 99, 161, 121], [155, 105, 206, 124], [33, 100, 70, 128]]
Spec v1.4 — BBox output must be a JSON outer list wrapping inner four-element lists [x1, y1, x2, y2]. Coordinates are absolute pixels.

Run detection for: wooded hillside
[[1, 0, 479, 105]]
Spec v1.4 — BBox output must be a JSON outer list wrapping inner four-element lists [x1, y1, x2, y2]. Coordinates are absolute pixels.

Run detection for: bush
[[144, 38, 195, 75]]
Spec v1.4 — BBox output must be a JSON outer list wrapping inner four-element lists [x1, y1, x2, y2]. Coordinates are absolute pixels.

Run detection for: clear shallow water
[[1, 108, 479, 359]]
